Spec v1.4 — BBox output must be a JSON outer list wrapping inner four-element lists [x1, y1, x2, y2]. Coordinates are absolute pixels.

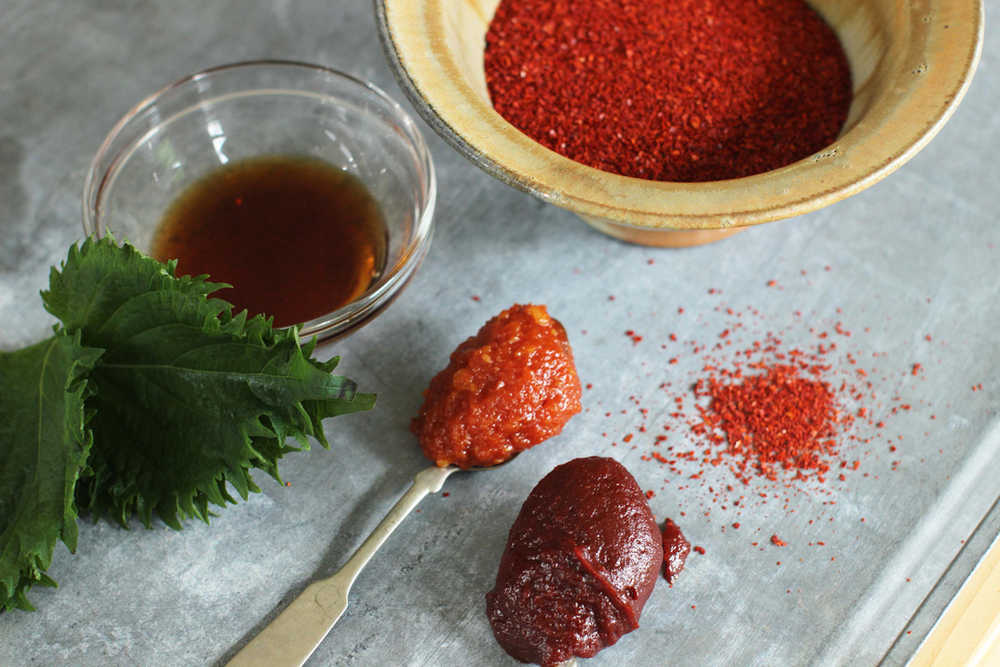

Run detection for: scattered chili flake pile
[[594, 275, 946, 535], [693, 362, 844, 484], [484, 0, 852, 181], [578, 268, 960, 581], [636, 328, 871, 500]]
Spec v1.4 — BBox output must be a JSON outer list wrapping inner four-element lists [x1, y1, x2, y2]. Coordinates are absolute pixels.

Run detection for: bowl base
[[579, 214, 742, 247]]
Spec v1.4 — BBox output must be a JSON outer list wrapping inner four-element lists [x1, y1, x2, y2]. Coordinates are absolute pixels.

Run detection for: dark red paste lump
[[661, 518, 690, 585], [486, 457, 662, 666], [411, 304, 582, 469]]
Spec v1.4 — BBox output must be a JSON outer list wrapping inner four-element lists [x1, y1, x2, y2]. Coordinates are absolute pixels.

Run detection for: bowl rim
[[82, 58, 436, 341], [375, 0, 985, 232]]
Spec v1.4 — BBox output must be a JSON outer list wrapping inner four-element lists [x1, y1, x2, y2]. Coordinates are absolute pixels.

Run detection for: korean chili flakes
[[484, 0, 852, 182], [693, 363, 841, 483]]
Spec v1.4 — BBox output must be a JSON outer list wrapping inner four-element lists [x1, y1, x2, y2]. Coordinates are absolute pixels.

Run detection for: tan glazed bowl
[[376, 0, 983, 246]]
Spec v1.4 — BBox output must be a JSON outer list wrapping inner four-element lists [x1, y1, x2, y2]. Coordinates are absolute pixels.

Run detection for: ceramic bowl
[[375, 0, 983, 247], [83, 60, 436, 340]]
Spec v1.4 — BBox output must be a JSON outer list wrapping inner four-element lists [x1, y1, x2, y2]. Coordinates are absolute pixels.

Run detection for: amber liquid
[[152, 155, 387, 328]]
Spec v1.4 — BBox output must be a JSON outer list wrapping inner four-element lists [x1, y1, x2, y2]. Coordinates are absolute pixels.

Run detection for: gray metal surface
[[1, 2, 997, 666]]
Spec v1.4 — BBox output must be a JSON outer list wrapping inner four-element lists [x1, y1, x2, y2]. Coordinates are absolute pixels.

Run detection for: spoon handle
[[227, 465, 458, 667]]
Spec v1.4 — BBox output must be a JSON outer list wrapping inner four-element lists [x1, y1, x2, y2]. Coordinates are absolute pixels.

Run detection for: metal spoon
[[227, 463, 483, 666]]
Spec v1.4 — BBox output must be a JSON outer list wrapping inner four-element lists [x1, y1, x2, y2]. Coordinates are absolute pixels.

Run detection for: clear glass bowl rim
[[82, 59, 437, 341]]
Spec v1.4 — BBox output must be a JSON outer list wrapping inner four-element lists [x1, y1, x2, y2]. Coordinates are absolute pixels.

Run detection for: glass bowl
[[83, 60, 436, 340]]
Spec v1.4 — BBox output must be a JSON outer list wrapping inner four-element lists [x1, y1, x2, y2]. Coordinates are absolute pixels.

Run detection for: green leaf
[[42, 235, 231, 341], [44, 236, 374, 529], [0, 332, 102, 611]]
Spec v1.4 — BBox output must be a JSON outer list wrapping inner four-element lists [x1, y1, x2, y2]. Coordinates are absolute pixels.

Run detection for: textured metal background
[[1, 2, 997, 665]]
